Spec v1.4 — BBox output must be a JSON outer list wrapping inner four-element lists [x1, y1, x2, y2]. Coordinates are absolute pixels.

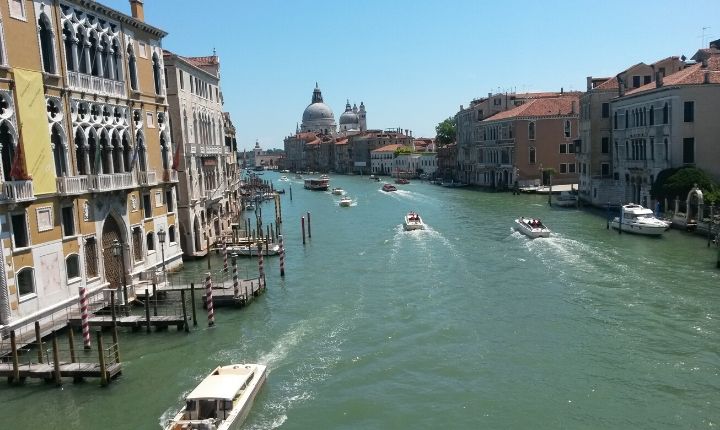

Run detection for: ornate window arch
[[528, 122, 535, 140], [37, 11, 56, 74], [66, 253, 81, 281], [127, 43, 138, 91], [50, 122, 68, 177], [152, 52, 162, 95]]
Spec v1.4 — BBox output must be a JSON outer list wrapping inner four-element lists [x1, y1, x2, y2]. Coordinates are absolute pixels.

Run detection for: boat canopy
[[186, 373, 251, 401]]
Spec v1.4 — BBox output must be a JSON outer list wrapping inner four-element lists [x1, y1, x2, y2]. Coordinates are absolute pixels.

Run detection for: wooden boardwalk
[[0, 362, 122, 382], [67, 315, 187, 331], [201, 277, 264, 308]]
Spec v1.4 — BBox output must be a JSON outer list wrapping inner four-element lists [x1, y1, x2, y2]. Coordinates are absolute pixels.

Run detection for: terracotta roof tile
[[182, 55, 219, 67], [482, 95, 580, 122], [626, 56, 720, 95], [373, 144, 403, 153]]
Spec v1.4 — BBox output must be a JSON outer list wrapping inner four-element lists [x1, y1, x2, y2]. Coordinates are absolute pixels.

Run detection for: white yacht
[[515, 217, 551, 238], [403, 212, 425, 231], [164, 363, 267, 430], [610, 203, 670, 236]]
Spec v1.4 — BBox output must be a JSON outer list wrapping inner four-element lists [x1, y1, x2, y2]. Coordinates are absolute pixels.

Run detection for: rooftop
[[482, 95, 580, 122]]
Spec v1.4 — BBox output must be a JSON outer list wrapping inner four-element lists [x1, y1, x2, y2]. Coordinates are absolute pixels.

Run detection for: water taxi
[[279, 176, 289, 182], [609, 203, 670, 236], [339, 196, 352, 207], [304, 178, 330, 191], [164, 363, 267, 430], [382, 183, 397, 192], [403, 212, 425, 231], [515, 217, 551, 238]]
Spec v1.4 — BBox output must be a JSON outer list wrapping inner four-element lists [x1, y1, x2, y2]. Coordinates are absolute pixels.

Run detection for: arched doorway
[[193, 217, 202, 253], [101, 215, 125, 289]]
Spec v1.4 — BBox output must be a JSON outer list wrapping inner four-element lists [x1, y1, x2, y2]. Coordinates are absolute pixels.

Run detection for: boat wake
[[388, 223, 458, 264]]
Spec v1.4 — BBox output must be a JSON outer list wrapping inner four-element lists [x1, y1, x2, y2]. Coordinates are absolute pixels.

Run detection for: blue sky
[[103, 0, 716, 151]]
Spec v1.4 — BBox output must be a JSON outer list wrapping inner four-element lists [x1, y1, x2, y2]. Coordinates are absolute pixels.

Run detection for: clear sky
[[103, 0, 717, 151]]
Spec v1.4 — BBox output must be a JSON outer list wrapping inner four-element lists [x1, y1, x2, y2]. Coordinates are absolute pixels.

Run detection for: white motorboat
[[339, 196, 352, 207], [227, 243, 281, 256], [403, 212, 425, 231], [609, 203, 670, 236], [164, 363, 267, 430], [331, 187, 344, 195], [515, 217, 551, 238], [552, 191, 578, 207], [279, 176, 289, 181]]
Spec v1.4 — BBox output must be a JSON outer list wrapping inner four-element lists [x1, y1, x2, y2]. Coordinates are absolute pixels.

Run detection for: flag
[[171, 142, 181, 170], [9, 141, 30, 180]]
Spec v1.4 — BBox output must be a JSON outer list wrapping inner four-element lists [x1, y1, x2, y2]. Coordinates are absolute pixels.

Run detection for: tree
[[435, 117, 456, 146], [652, 166, 719, 204]]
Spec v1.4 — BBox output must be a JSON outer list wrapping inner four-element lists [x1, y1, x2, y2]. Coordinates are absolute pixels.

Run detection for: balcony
[[162, 170, 179, 183], [0, 180, 34, 203], [88, 172, 135, 192], [137, 170, 158, 187], [67, 71, 126, 98], [204, 187, 225, 202], [56, 176, 89, 195]]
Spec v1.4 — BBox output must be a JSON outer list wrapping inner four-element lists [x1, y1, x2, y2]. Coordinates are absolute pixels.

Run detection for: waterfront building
[[164, 50, 233, 257], [351, 130, 413, 175], [393, 151, 437, 179], [609, 46, 720, 207], [0, 0, 181, 330], [249, 140, 283, 170], [371, 144, 404, 175], [474, 93, 581, 188], [222, 112, 240, 216], [436, 143, 457, 180], [577, 57, 684, 206]]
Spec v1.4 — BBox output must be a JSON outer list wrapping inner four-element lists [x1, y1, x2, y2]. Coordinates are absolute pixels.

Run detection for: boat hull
[[339, 199, 352, 207], [514, 219, 550, 238], [227, 244, 281, 256], [609, 219, 668, 236]]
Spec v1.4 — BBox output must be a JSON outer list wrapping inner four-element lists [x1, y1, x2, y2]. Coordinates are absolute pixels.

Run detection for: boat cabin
[[182, 366, 255, 422]]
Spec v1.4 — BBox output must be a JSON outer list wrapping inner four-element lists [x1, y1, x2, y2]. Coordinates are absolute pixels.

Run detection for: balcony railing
[[137, 170, 158, 187], [0, 180, 34, 203], [56, 176, 89, 195], [67, 71, 126, 98], [88, 172, 135, 192], [162, 169, 179, 183]]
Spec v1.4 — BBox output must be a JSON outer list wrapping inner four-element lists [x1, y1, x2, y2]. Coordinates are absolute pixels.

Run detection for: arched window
[[662, 103, 669, 124], [66, 254, 80, 281], [664, 138, 669, 161], [74, 128, 87, 175], [84, 237, 98, 278], [89, 32, 99, 76], [62, 23, 75, 72], [183, 111, 189, 140], [17, 267, 35, 297], [564, 120, 571, 138], [160, 132, 168, 170], [127, 44, 138, 91], [77, 31, 89, 74], [122, 133, 132, 172], [613, 111, 618, 129], [113, 39, 123, 82], [51, 125, 67, 176], [146, 231, 155, 252], [38, 14, 56, 74], [0, 122, 16, 181], [624, 110, 629, 128], [193, 113, 198, 143], [168, 225, 176, 243], [529, 146, 536, 164], [137, 132, 147, 172], [100, 38, 110, 79], [649, 106, 655, 126], [152, 53, 162, 95]]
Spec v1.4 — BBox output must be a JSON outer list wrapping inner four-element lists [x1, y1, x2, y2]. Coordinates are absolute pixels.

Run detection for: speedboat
[[331, 187, 344, 195], [515, 217, 551, 238], [382, 183, 397, 192], [552, 191, 578, 207], [403, 212, 425, 231], [395, 178, 410, 185], [610, 203, 670, 236], [164, 363, 267, 430], [339, 196, 352, 207], [279, 176, 289, 182]]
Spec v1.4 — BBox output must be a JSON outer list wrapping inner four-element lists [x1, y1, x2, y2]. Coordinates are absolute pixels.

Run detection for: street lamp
[[157, 228, 167, 285], [111, 239, 129, 315]]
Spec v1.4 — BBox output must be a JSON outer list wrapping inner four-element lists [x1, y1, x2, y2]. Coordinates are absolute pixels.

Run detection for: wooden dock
[[0, 361, 122, 382], [201, 277, 264, 308], [67, 315, 187, 331]]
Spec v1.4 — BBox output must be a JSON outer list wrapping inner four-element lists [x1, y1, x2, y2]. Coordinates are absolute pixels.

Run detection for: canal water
[[1, 171, 719, 429]]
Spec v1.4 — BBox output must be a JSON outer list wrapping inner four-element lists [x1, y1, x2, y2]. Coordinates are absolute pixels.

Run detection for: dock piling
[[10, 330, 19, 384], [180, 290, 189, 333], [34, 321, 43, 364], [190, 282, 198, 327], [258, 243, 265, 289], [97, 332, 108, 387], [307, 212, 312, 238], [301, 216, 306, 245], [232, 256, 239, 298], [79, 286, 91, 349], [279, 234, 285, 277], [68, 329, 76, 363], [152, 283, 158, 317], [145, 288, 151, 333], [110, 291, 117, 328], [51, 332, 61, 386]]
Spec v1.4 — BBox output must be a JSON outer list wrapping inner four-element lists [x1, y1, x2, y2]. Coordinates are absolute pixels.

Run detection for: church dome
[[339, 100, 359, 125], [302, 102, 335, 122]]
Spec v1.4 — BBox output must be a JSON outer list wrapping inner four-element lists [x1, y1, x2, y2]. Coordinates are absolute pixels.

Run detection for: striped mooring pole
[[278, 234, 285, 277], [205, 272, 215, 327], [257, 243, 265, 289], [79, 286, 91, 349], [232, 256, 239, 298], [222, 239, 228, 276]]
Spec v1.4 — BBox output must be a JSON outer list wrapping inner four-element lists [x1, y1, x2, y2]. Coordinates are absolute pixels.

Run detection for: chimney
[[488, 92, 492, 98], [571, 101, 576, 114], [655, 71, 664, 88], [130, 0, 144, 21], [560, 87, 564, 95], [704, 70, 711, 84], [617, 76, 625, 97], [586, 76, 592, 91]]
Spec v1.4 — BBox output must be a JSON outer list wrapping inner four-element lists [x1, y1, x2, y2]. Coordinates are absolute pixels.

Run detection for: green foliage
[[394, 146, 413, 156], [652, 167, 718, 204], [435, 117, 456, 146]]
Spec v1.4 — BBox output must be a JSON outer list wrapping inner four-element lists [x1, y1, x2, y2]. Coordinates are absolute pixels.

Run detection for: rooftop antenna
[[700, 26, 711, 47]]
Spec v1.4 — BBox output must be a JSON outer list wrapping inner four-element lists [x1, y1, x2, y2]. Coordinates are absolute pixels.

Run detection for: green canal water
[[1, 171, 719, 429]]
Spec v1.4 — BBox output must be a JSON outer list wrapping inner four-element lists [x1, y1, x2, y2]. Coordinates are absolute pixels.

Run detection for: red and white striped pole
[[257, 243, 265, 289], [232, 256, 239, 298], [222, 239, 228, 276], [205, 273, 215, 327], [79, 287, 91, 349], [278, 234, 285, 277]]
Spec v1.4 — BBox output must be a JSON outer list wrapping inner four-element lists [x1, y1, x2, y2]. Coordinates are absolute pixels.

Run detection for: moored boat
[[609, 203, 670, 236], [304, 178, 330, 191], [552, 191, 578, 207], [403, 212, 425, 231], [163, 363, 267, 430], [227, 243, 281, 256], [382, 183, 397, 192], [339, 196, 352, 207], [514, 217, 551, 238]]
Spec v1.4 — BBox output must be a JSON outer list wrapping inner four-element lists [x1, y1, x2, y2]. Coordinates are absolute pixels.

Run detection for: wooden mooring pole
[[301, 216, 306, 245], [145, 288, 151, 333], [10, 330, 19, 384], [97, 332, 108, 387], [206, 273, 215, 327], [52, 332, 61, 386], [68, 329, 76, 363], [180, 290, 189, 333], [190, 282, 198, 327], [35, 321, 43, 364], [307, 212, 312, 238]]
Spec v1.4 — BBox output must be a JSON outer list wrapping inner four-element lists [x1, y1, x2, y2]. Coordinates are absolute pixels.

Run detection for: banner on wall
[[13, 68, 56, 195]]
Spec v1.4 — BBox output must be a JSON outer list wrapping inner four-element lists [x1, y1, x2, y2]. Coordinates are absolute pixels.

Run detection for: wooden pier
[[67, 315, 187, 331], [202, 277, 264, 308]]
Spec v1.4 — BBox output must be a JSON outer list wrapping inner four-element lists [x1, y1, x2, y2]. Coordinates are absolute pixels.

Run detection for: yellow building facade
[[0, 0, 181, 331]]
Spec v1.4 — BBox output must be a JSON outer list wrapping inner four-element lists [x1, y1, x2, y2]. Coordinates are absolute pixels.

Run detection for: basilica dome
[[300, 83, 337, 134], [302, 102, 335, 122], [339, 100, 359, 125]]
